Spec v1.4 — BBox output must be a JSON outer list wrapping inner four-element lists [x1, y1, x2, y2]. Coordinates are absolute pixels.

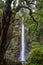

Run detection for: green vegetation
[[0, 0, 43, 65], [0, 0, 5, 8], [26, 48, 43, 65]]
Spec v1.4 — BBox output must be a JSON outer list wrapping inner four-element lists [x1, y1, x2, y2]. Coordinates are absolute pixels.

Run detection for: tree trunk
[[0, 0, 13, 64]]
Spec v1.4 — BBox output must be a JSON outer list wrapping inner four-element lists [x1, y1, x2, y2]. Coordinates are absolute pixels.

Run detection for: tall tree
[[0, 0, 13, 64]]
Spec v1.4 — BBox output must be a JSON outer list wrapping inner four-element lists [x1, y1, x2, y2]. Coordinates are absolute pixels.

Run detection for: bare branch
[[14, 4, 32, 12], [24, 0, 36, 5], [14, 3, 38, 31]]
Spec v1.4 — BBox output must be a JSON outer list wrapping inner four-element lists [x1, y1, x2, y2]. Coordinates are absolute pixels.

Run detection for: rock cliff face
[[5, 18, 31, 62], [5, 19, 21, 61]]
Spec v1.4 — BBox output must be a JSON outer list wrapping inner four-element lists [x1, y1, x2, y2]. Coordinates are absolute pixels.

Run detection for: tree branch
[[14, 4, 38, 31], [14, 4, 32, 12], [24, 0, 36, 5]]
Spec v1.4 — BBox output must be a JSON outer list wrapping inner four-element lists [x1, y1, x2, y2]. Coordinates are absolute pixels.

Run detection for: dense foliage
[[0, 0, 5, 8], [26, 48, 43, 65], [0, 0, 43, 65]]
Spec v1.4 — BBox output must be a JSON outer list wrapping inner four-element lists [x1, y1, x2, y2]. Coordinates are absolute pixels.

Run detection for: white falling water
[[20, 17, 25, 61]]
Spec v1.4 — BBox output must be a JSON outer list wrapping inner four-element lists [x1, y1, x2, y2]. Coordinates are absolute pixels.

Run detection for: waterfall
[[20, 17, 25, 61]]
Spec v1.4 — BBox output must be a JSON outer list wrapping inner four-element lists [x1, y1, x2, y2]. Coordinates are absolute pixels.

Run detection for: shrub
[[26, 48, 43, 65]]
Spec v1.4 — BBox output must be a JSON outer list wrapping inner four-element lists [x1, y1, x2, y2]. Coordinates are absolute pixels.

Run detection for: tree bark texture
[[0, 0, 13, 64]]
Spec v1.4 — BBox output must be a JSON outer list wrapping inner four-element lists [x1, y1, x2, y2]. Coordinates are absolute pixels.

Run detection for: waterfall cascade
[[20, 17, 25, 61]]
